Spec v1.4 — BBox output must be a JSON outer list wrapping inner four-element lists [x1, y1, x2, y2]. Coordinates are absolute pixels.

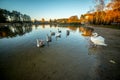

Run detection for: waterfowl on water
[[36, 39, 45, 47], [58, 29, 61, 33], [91, 32, 107, 46], [50, 30, 55, 36], [66, 30, 70, 36], [46, 34, 52, 42], [55, 33, 61, 37]]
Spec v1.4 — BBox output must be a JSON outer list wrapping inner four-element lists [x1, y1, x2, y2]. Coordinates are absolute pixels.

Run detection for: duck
[[50, 30, 55, 36], [58, 29, 61, 33], [90, 32, 107, 46], [36, 39, 45, 47], [66, 30, 70, 36], [46, 34, 52, 42]]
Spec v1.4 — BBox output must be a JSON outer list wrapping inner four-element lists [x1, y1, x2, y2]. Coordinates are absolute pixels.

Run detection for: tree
[[93, 0, 105, 24], [41, 18, 45, 23], [106, 0, 120, 24], [0, 8, 31, 23], [0, 9, 6, 22]]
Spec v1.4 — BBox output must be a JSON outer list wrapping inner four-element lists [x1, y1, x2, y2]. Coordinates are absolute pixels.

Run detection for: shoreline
[[0, 23, 119, 29], [91, 26, 120, 80]]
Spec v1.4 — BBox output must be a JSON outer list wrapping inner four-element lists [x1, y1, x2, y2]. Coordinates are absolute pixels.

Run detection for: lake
[[0, 24, 99, 80]]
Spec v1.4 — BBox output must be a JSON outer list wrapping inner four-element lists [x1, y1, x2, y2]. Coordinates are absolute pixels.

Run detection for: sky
[[0, 0, 110, 20]]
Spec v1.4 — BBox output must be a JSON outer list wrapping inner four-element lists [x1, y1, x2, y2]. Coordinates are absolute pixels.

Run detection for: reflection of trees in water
[[49, 24, 57, 28], [67, 26, 78, 31], [42, 25, 45, 29], [79, 26, 94, 36], [33, 24, 80, 31], [58, 24, 80, 31], [35, 24, 39, 28], [0, 23, 32, 38]]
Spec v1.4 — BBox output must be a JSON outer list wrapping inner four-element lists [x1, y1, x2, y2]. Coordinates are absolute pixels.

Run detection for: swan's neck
[[93, 34, 98, 37], [36, 39, 39, 47]]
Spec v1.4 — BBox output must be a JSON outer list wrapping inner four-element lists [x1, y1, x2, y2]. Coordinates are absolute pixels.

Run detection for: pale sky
[[0, 0, 110, 20]]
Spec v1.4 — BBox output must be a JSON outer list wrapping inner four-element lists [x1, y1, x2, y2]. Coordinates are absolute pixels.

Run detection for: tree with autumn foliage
[[105, 0, 120, 24], [81, 0, 120, 25]]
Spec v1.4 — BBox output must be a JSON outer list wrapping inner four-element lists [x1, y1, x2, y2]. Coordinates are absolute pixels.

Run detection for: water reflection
[[42, 24, 45, 29], [0, 23, 32, 38], [79, 26, 94, 36], [0, 24, 96, 55], [88, 47, 98, 55], [58, 24, 79, 32], [79, 31, 98, 55], [67, 26, 78, 31], [0, 24, 98, 80], [50, 24, 57, 28]]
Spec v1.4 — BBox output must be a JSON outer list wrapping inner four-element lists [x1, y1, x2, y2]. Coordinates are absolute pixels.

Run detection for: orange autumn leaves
[[81, 0, 120, 25]]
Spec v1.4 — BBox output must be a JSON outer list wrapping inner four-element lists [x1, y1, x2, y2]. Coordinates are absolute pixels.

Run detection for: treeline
[[80, 0, 120, 25], [0, 8, 31, 23]]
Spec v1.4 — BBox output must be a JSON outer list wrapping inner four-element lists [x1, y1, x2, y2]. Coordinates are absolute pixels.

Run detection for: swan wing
[[91, 37, 107, 46], [56, 33, 60, 36], [97, 36, 105, 41]]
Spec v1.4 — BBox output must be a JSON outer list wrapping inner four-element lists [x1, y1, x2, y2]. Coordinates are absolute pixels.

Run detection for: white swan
[[91, 32, 107, 46], [36, 39, 45, 47], [56, 33, 61, 37]]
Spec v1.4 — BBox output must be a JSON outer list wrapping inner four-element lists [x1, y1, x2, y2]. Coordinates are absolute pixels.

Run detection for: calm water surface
[[0, 24, 99, 80]]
